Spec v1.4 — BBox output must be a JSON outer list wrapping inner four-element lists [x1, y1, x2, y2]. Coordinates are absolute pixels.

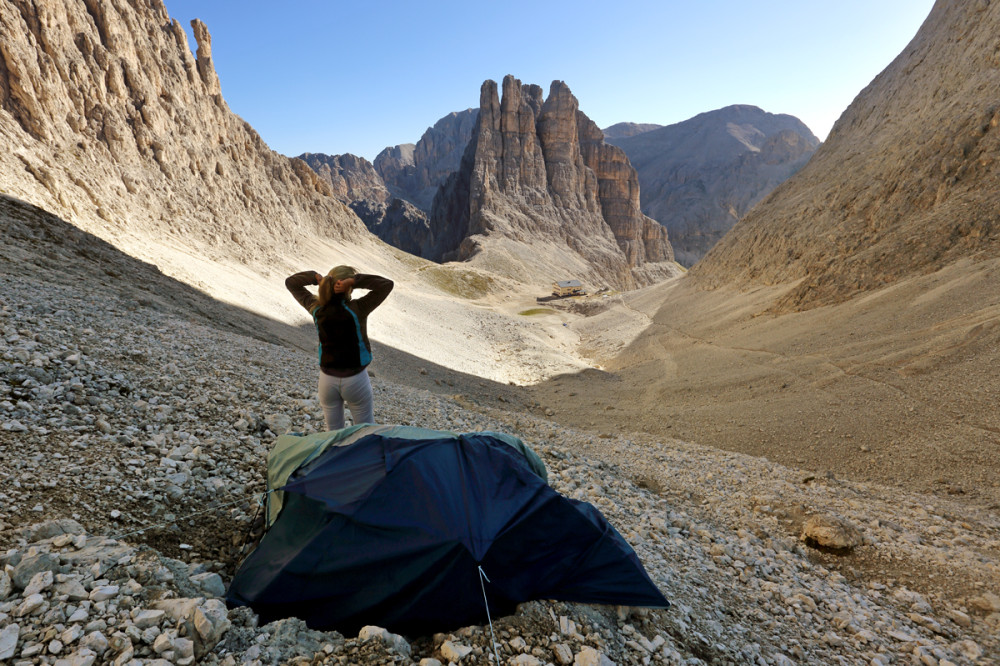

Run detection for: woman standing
[[285, 266, 393, 431]]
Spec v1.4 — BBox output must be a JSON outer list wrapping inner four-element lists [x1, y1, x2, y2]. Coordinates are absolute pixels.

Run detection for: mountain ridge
[[689, 2, 1000, 309], [607, 105, 820, 265], [0, 0, 370, 270], [425, 76, 680, 289]]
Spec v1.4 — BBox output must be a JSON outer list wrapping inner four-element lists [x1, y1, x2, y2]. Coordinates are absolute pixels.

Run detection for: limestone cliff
[[0, 0, 368, 267], [690, 0, 1000, 310], [298, 152, 390, 205], [429, 76, 678, 289], [299, 151, 430, 256], [375, 109, 478, 211], [606, 106, 819, 266]]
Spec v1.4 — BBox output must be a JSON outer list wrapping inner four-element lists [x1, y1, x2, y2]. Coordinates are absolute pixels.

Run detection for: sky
[[162, 1, 936, 162]]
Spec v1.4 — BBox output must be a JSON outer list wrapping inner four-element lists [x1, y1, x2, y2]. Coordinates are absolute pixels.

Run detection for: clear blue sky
[[162, 1, 936, 162]]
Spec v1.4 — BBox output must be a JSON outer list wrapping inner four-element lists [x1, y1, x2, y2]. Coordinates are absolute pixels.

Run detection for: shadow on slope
[[0, 194, 531, 409]]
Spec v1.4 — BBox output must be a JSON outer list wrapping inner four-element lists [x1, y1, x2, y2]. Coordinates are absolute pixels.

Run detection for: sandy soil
[[529, 258, 1000, 508]]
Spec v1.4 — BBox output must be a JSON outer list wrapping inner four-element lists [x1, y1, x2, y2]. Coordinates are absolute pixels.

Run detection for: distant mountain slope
[[427, 76, 680, 289], [690, 1, 1000, 310], [374, 109, 479, 211], [297, 152, 430, 256], [607, 105, 819, 266], [0, 0, 368, 268], [602, 122, 663, 140]]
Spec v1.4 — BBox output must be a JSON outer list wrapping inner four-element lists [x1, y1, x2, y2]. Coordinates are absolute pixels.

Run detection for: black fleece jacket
[[285, 271, 394, 375]]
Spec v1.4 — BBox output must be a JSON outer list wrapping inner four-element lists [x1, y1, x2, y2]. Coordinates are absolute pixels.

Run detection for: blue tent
[[226, 425, 668, 634]]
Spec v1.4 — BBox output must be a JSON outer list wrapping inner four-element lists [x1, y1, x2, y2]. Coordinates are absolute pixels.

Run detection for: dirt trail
[[530, 259, 1000, 508]]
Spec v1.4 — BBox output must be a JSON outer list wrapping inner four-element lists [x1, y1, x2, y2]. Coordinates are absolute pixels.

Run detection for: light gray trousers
[[318, 369, 374, 431]]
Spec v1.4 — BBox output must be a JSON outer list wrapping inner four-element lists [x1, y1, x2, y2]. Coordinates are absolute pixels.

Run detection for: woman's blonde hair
[[316, 265, 357, 308]]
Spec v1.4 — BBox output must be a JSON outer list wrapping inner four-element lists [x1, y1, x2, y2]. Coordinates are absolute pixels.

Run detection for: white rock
[[61, 647, 98, 666], [60, 625, 84, 645], [192, 599, 232, 655], [969, 592, 1000, 613], [0, 571, 11, 600], [801, 514, 863, 550], [89, 585, 119, 602], [80, 631, 109, 655], [439, 640, 474, 662], [0, 623, 19, 660], [357, 625, 411, 656], [174, 636, 195, 659], [24, 569, 54, 596], [56, 579, 90, 602], [574, 646, 615, 666], [152, 632, 173, 654], [132, 609, 165, 629], [21, 642, 45, 658], [68, 607, 89, 623], [953, 639, 982, 660], [511, 655, 542, 666], [944, 609, 971, 627], [52, 533, 75, 548], [553, 643, 574, 665], [15, 593, 45, 617]]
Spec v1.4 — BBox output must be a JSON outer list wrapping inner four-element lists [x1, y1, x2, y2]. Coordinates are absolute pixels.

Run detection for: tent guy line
[[479, 565, 503, 665], [106, 489, 273, 542]]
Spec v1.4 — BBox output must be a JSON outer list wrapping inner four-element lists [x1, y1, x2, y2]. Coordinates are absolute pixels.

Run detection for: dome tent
[[227, 424, 668, 634]]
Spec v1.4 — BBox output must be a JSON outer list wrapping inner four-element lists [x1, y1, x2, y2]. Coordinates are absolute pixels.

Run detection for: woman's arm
[[285, 271, 323, 312], [352, 274, 394, 314]]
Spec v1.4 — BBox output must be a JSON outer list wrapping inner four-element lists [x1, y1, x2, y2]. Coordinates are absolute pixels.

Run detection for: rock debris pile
[[1, 272, 998, 665]]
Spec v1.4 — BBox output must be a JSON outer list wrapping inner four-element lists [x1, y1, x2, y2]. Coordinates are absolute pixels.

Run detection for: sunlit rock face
[[428, 76, 678, 289], [0, 0, 368, 265], [606, 105, 820, 267], [690, 1, 1000, 310]]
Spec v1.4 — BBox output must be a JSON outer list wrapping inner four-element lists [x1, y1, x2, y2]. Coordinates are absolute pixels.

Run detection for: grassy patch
[[518, 308, 556, 316], [419, 266, 495, 299]]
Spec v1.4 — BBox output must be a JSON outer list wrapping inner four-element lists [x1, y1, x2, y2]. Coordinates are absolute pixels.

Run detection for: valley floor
[[531, 261, 1000, 509], [1, 215, 999, 664]]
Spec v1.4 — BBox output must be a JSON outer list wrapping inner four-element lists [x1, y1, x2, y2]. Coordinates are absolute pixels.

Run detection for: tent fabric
[[228, 427, 668, 635], [264, 425, 547, 526]]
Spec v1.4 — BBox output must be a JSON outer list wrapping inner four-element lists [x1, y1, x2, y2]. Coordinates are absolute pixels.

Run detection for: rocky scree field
[[1, 229, 999, 664]]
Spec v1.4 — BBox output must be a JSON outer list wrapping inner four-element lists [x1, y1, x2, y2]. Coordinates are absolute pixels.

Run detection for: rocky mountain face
[[298, 152, 390, 205], [601, 122, 663, 140], [374, 109, 479, 211], [428, 76, 679, 289], [691, 0, 1000, 310], [0, 0, 368, 268], [297, 152, 430, 255], [606, 106, 819, 266]]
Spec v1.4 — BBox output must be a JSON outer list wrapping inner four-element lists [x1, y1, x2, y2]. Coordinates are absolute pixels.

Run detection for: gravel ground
[[1, 272, 998, 666]]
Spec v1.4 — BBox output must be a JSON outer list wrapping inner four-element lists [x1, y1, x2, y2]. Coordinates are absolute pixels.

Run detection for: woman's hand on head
[[314, 272, 323, 285]]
